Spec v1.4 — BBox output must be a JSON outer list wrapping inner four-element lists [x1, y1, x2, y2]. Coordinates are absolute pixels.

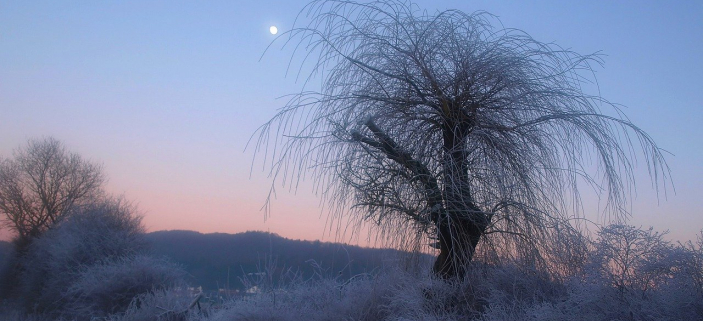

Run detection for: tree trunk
[[432, 208, 487, 278], [432, 119, 489, 279]]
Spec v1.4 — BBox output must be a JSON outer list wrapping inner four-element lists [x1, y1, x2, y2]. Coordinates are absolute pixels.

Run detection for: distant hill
[[145, 230, 422, 291]]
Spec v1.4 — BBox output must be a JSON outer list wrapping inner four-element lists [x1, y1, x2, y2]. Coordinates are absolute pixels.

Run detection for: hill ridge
[[145, 230, 420, 291]]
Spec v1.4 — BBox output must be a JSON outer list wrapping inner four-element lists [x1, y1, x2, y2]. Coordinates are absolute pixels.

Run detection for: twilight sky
[[1, 0, 701, 245]]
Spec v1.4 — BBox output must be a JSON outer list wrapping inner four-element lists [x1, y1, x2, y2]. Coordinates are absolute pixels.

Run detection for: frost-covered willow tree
[[254, 0, 669, 279]]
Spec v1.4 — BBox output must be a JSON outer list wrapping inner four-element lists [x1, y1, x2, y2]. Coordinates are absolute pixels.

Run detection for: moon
[[269, 26, 278, 35]]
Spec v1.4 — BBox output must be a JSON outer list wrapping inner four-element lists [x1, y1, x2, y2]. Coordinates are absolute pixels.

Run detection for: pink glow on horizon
[[104, 178, 378, 247]]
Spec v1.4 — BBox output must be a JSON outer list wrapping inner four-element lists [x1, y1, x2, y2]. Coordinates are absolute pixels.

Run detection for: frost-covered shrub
[[10, 197, 184, 320], [477, 227, 703, 321], [107, 288, 200, 321], [63, 255, 186, 319], [499, 271, 703, 321], [17, 198, 146, 314], [210, 270, 393, 321], [649, 233, 703, 319], [675, 230, 703, 294], [476, 263, 564, 311], [203, 262, 564, 321], [589, 224, 673, 295], [203, 262, 464, 321]]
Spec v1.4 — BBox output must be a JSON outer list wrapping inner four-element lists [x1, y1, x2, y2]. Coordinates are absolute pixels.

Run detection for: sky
[[1, 0, 702, 246]]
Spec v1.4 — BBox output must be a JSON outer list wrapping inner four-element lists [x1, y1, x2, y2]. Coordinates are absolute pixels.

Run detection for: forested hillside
[[146, 230, 420, 291]]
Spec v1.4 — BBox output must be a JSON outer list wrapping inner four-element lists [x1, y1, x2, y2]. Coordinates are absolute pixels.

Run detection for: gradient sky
[[1, 0, 701, 245]]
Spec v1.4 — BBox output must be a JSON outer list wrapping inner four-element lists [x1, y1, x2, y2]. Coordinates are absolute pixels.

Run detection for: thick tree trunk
[[432, 210, 487, 278], [432, 119, 489, 279]]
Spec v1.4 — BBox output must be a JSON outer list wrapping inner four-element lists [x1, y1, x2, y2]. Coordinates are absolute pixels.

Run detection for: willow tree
[[254, 0, 669, 279]]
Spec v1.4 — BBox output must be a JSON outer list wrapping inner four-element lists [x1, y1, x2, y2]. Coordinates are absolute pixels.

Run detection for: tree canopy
[[0, 137, 105, 250], [255, 0, 669, 278]]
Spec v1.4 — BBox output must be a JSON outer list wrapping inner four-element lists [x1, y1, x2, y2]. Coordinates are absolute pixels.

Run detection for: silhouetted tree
[[0, 137, 105, 251], [254, 0, 669, 278]]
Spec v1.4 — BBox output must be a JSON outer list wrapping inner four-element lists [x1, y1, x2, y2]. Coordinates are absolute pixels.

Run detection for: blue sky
[[1, 0, 701, 244]]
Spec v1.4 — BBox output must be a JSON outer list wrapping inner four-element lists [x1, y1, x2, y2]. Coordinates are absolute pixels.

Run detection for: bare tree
[[591, 225, 672, 296], [0, 137, 105, 250], [254, 0, 669, 278]]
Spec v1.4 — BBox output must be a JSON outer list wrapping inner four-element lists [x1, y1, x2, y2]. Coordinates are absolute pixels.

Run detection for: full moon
[[269, 26, 278, 35]]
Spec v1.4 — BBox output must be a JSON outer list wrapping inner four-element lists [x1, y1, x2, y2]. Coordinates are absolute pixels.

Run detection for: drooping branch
[[350, 118, 444, 223]]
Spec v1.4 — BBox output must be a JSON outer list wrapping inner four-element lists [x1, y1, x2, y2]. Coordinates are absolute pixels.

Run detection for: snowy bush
[[492, 226, 703, 321], [107, 288, 201, 321], [589, 225, 673, 295], [10, 198, 184, 320], [209, 267, 424, 321], [63, 255, 186, 319], [17, 198, 146, 313], [197, 262, 563, 321]]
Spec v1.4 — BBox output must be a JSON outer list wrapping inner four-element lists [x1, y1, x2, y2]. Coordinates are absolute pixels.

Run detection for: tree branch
[[351, 118, 445, 223]]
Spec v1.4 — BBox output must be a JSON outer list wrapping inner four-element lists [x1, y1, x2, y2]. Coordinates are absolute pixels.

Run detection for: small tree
[[255, 0, 669, 278], [591, 225, 672, 295], [0, 137, 105, 250]]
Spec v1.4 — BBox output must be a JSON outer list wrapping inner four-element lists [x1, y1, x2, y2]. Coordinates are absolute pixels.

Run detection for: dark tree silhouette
[[254, 0, 669, 278], [0, 137, 105, 251]]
